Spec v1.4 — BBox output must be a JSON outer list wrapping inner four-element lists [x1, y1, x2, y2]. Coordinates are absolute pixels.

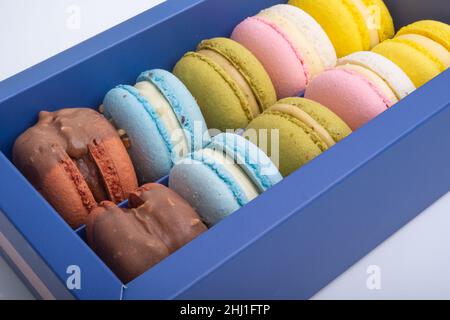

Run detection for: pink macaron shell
[[305, 69, 391, 130], [231, 16, 308, 98]]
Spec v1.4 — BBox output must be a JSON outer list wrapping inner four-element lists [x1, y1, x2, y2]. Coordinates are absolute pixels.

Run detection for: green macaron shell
[[246, 112, 323, 177], [245, 98, 352, 177], [173, 38, 277, 131], [279, 97, 352, 142], [174, 51, 252, 131], [198, 38, 277, 112]]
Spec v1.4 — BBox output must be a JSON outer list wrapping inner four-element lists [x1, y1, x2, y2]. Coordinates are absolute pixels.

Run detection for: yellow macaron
[[372, 20, 450, 87], [288, 0, 394, 57], [397, 20, 450, 51]]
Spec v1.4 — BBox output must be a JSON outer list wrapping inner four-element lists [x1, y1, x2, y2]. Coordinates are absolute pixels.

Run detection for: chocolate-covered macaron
[[86, 183, 207, 283], [13, 108, 138, 228]]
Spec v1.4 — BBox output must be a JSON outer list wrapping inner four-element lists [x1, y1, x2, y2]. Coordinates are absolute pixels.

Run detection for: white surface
[[0, 0, 165, 81], [1, 0, 449, 300]]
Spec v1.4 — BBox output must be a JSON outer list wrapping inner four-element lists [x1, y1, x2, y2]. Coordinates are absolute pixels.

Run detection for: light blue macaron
[[103, 69, 210, 183], [169, 133, 282, 226]]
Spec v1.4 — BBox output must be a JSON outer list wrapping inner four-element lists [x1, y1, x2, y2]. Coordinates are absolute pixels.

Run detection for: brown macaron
[[86, 183, 207, 283], [13, 108, 138, 228]]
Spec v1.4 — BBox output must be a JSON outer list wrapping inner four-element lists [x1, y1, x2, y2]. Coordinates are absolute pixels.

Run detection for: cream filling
[[134, 81, 189, 159], [201, 148, 260, 201], [197, 49, 260, 118], [336, 64, 398, 105], [268, 103, 336, 147], [349, 0, 380, 48], [257, 11, 324, 77], [397, 34, 450, 68]]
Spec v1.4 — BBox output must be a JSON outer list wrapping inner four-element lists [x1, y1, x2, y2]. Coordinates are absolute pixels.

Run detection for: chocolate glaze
[[13, 108, 138, 228], [86, 183, 207, 283]]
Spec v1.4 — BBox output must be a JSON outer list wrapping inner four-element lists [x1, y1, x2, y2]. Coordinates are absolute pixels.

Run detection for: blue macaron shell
[[191, 150, 249, 207], [103, 85, 172, 182], [103, 69, 210, 183], [169, 154, 244, 227], [169, 133, 282, 226], [137, 69, 211, 152], [208, 133, 283, 191]]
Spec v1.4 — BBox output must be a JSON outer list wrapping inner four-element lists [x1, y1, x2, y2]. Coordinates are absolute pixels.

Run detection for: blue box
[[0, 0, 449, 299]]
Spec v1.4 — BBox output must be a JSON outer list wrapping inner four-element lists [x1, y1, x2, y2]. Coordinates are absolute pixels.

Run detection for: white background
[[0, 0, 449, 300]]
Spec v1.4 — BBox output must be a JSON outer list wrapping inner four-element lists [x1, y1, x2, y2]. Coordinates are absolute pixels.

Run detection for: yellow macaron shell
[[289, 0, 394, 57], [362, 0, 395, 44], [351, 0, 380, 47], [289, 0, 369, 57], [372, 38, 446, 87], [396, 20, 450, 52], [396, 34, 450, 68], [257, 10, 324, 76]]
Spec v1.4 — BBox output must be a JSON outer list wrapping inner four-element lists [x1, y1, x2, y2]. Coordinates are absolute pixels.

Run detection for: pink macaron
[[231, 16, 308, 99], [231, 5, 337, 99], [305, 69, 390, 130], [305, 51, 415, 130]]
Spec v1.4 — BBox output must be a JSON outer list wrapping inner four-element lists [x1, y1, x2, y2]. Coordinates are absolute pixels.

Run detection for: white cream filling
[[350, 0, 380, 48], [135, 81, 189, 159], [201, 148, 259, 201]]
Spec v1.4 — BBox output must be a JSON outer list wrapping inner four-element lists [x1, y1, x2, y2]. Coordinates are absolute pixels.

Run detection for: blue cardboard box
[[0, 0, 449, 299]]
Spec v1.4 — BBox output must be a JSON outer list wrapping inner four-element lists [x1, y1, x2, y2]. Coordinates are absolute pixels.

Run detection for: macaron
[[173, 38, 276, 131], [372, 20, 450, 87], [245, 98, 352, 177], [289, 0, 395, 57], [87, 183, 207, 283], [305, 51, 416, 130], [231, 4, 336, 98], [169, 133, 282, 226], [13, 108, 139, 229], [103, 69, 210, 184]]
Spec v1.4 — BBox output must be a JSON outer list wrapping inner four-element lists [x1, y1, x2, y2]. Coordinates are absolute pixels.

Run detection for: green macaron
[[173, 37, 277, 131], [245, 97, 352, 177]]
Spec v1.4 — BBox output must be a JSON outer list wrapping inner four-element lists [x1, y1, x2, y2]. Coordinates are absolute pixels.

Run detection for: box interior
[[0, 0, 448, 299]]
